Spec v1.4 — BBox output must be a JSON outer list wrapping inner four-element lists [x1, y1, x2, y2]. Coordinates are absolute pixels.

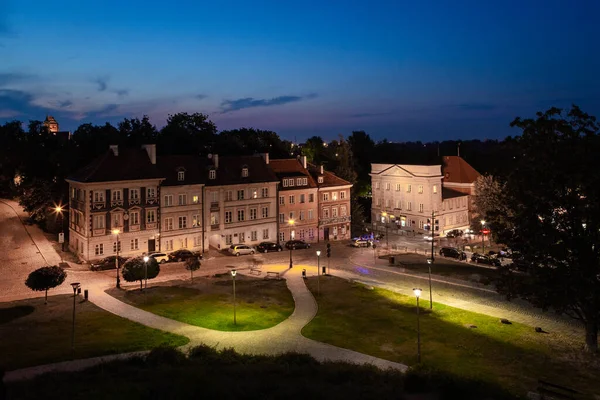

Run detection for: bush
[[121, 257, 160, 290], [184, 257, 201, 282], [145, 346, 187, 366], [25, 266, 67, 304]]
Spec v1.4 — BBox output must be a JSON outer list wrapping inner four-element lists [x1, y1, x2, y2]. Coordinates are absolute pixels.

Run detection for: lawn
[[108, 274, 295, 331], [0, 295, 189, 371], [302, 276, 599, 397]]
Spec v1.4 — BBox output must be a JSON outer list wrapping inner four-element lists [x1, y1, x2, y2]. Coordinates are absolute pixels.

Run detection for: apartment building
[[270, 156, 319, 243], [204, 154, 279, 250], [308, 164, 353, 241], [65, 144, 164, 260]]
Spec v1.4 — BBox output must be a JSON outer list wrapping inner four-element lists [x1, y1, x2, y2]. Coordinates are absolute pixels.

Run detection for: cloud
[[93, 76, 109, 92], [115, 89, 129, 98], [57, 100, 73, 108], [456, 103, 496, 111], [220, 93, 317, 113], [0, 72, 35, 87], [350, 112, 394, 118], [195, 94, 208, 100]]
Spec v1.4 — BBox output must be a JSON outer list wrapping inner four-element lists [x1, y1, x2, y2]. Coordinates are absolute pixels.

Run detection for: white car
[[352, 239, 372, 248], [148, 252, 169, 263], [423, 235, 433, 241], [228, 244, 255, 256]]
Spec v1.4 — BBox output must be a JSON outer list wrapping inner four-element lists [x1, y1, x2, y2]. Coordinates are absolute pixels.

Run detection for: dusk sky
[[1, 0, 598, 142]]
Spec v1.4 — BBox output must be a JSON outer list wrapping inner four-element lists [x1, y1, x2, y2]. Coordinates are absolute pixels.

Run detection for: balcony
[[110, 200, 124, 208], [92, 228, 105, 236], [129, 224, 140, 232], [92, 201, 106, 211], [146, 222, 157, 230], [129, 198, 141, 206]]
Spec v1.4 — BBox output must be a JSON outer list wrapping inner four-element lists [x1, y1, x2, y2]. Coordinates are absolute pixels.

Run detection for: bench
[[266, 271, 280, 279], [249, 267, 262, 276]]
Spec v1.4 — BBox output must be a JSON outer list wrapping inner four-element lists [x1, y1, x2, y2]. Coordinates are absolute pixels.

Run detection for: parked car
[[256, 242, 283, 253], [439, 247, 467, 260], [352, 239, 372, 248], [90, 256, 129, 271], [423, 234, 433, 241], [167, 249, 203, 262], [446, 229, 463, 238], [285, 240, 311, 250], [228, 244, 255, 256], [470, 253, 501, 266], [148, 252, 169, 264]]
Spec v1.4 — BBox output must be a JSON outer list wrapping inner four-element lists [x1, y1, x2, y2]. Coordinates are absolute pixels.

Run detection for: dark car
[[168, 249, 203, 262], [470, 253, 501, 266], [439, 247, 466, 260], [446, 229, 463, 239], [285, 240, 311, 250], [256, 242, 283, 253], [90, 256, 129, 271]]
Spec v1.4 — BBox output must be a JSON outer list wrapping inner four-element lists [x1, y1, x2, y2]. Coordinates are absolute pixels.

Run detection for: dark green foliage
[[24, 266, 67, 304], [6, 346, 517, 400], [184, 257, 201, 282], [121, 257, 160, 290]]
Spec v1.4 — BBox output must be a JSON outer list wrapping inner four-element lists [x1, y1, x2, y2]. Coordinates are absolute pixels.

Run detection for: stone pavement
[[5, 264, 407, 382]]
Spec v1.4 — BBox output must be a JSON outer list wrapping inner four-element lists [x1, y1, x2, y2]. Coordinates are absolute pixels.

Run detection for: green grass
[[108, 275, 294, 331], [302, 276, 599, 397], [0, 295, 189, 370]]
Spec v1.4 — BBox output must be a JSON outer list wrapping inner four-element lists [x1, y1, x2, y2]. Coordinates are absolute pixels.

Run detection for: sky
[[1, 0, 599, 142]]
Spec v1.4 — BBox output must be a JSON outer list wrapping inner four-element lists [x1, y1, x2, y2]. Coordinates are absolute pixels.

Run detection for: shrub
[[184, 257, 201, 282], [121, 257, 160, 290]]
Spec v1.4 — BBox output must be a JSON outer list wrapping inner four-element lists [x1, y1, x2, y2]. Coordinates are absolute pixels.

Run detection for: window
[[279, 213, 285, 224], [178, 216, 187, 229], [323, 193, 329, 201], [261, 187, 269, 198], [113, 241, 121, 253], [226, 191, 233, 201], [95, 244, 104, 256], [396, 183, 401, 191], [93, 215, 105, 229], [332, 207, 338, 217], [406, 184, 411, 193], [318, 176, 324, 183], [332, 192, 338, 201], [418, 185, 423, 194], [297, 178, 302, 186], [130, 211, 139, 225], [433, 185, 438, 194], [300, 194, 305, 203], [194, 236, 202, 247], [164, 195, 172, 206], [419, 220, 424, 229], [309, 193, 315, 202], [178, 194, 187, 205], [308, 209, 314, 220], [242, 167, 248, 177], [341, 206, 347, 216], [386, 199, 391, 208], [210, 212, 219, 225], [262, 228, 269, 239], [239, 232, 245, 243], [251, 231, 257, 241], [192, 214, 200, 227], [209, 169, 216, 179], [375, 182, 380, 190], [165, 239, 173, 251], [251, 188, 258, 199], [340, 191, 346, 200], [237, 190, 245, 200], [419, 203, 424, 213], [323, 208, 330, 218], [299, 211, 305, 221], [250, 208, 257, 220], [192, 195, 199, 204], [262, 206, 269, 218], [386, 183, 391, 190], [146, 209, 156, 223], [225, 211, 233, 223], [341, 226, 346, 235], [225, 235, 233, 245], [147, 187, 156, 198], [127, 189, 138, 200], [288, 179, 294, 187], [289, 195, 295, 204], [396, 200, 402, 210], [303, 178, 308, 185], [164, 217, 174, 231], [112, 213, 122, 228], [111, 190, 122, 201], [376, 198, 381, 206], [299, 230, 305, 240], [131, 238, 139, 250], [407, 201, 412, 211], [237, 209, 245, 221], [289, 212, 295, 220], [178, 171, 185, 181], [93, 191, 105, 203], [283, 179, 288, 188], [211, 191, 218, 203], [279, 232, 285, 242]]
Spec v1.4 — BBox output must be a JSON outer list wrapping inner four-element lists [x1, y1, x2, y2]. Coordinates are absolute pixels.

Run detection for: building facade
[[270, 157, 319, 243]]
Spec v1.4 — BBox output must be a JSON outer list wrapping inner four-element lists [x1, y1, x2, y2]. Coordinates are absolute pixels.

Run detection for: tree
[[185, 257, 201, 283], [25, 266, 67, 304], [333, 135, 357, 184], [158, 112, 217, 155], [121, 257, 160, 290], [492, 105, 600, 352], [18, 179, 54, 224], [471, 175, 512, 237]]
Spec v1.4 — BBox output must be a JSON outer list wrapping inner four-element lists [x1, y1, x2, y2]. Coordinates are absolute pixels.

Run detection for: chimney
[[142, 144, 156, 164], [213, 154, 219, 169], [301, 155, 307, 169], [261, 153, 269, 164], [320, 165, 324, 174], [109, 145, 118, 156]]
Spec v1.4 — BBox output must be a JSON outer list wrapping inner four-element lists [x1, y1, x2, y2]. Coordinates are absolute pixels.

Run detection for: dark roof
[[307, 163, 352, 188], [442, 156, 480, 184], [67, 148, 164, 183], [442, 187, 469, 200], [205, 155, 278, 186], [270, 159, 317, 189], [157, 155, 209, 186]]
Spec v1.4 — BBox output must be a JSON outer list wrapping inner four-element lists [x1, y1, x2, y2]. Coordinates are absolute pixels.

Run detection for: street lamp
[[54, 205, 66, 252], [70, 282, 81, 354], [230, 269, 237, 325], [413, 288, 422, 364], [143, 255, 149, 291], [112, 229, 121, 288], [480, 220, 486, 254], [288, 219, 295, 269], [316, 250, 321, 296], [381, 212, 389, 250], [426, 258, 433, 309]]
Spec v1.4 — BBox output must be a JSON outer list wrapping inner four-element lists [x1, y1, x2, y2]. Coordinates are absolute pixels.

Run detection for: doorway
[[148, 239, 156, 253], [324, 227, 330, 241]]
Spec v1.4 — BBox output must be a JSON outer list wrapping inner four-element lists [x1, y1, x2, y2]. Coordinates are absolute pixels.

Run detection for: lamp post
[[143, 255, 149, 291], [112, 229, 121, 288], [413, 288, 422, 363], [381, 212, 389, 250], [426, 258, 433, 309], [316, 250, 321, 296], [288, 219, 295, 269], [480, 220, 486, 254], [55, 205, 66, 252], [231, 269, 237, 325], [70, 282, 81, 354]]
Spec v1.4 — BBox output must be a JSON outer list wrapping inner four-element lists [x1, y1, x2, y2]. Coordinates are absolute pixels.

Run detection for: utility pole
[[429, 211, 434, 309]]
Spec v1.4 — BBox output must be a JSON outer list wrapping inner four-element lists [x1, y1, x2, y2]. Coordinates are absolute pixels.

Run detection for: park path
[[5, 264, 407, 382]]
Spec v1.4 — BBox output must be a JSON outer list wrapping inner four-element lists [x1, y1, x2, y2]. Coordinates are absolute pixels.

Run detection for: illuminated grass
[[302, 276, 598, 396]]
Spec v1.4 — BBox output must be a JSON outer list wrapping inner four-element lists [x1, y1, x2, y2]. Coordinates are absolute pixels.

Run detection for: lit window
[[178, 171, 185, 181], [242, 167, 248, 177], [433, 185, 438, 194], [318, 176, 324, 183], [209, 169, 216, 179]]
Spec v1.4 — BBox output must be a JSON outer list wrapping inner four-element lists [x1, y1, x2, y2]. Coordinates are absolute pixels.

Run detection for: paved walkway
[[5, 264, 407, 382]]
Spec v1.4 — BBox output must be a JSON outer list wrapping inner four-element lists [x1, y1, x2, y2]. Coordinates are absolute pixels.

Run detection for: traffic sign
[[58, 232, 65, 243]]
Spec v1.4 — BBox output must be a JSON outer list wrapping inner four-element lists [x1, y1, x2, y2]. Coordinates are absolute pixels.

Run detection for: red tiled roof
[[270, 159, 317, 188], [442, 156, 480, 184], [442, 187, 468, 200], [307, 163, 352, 188]]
